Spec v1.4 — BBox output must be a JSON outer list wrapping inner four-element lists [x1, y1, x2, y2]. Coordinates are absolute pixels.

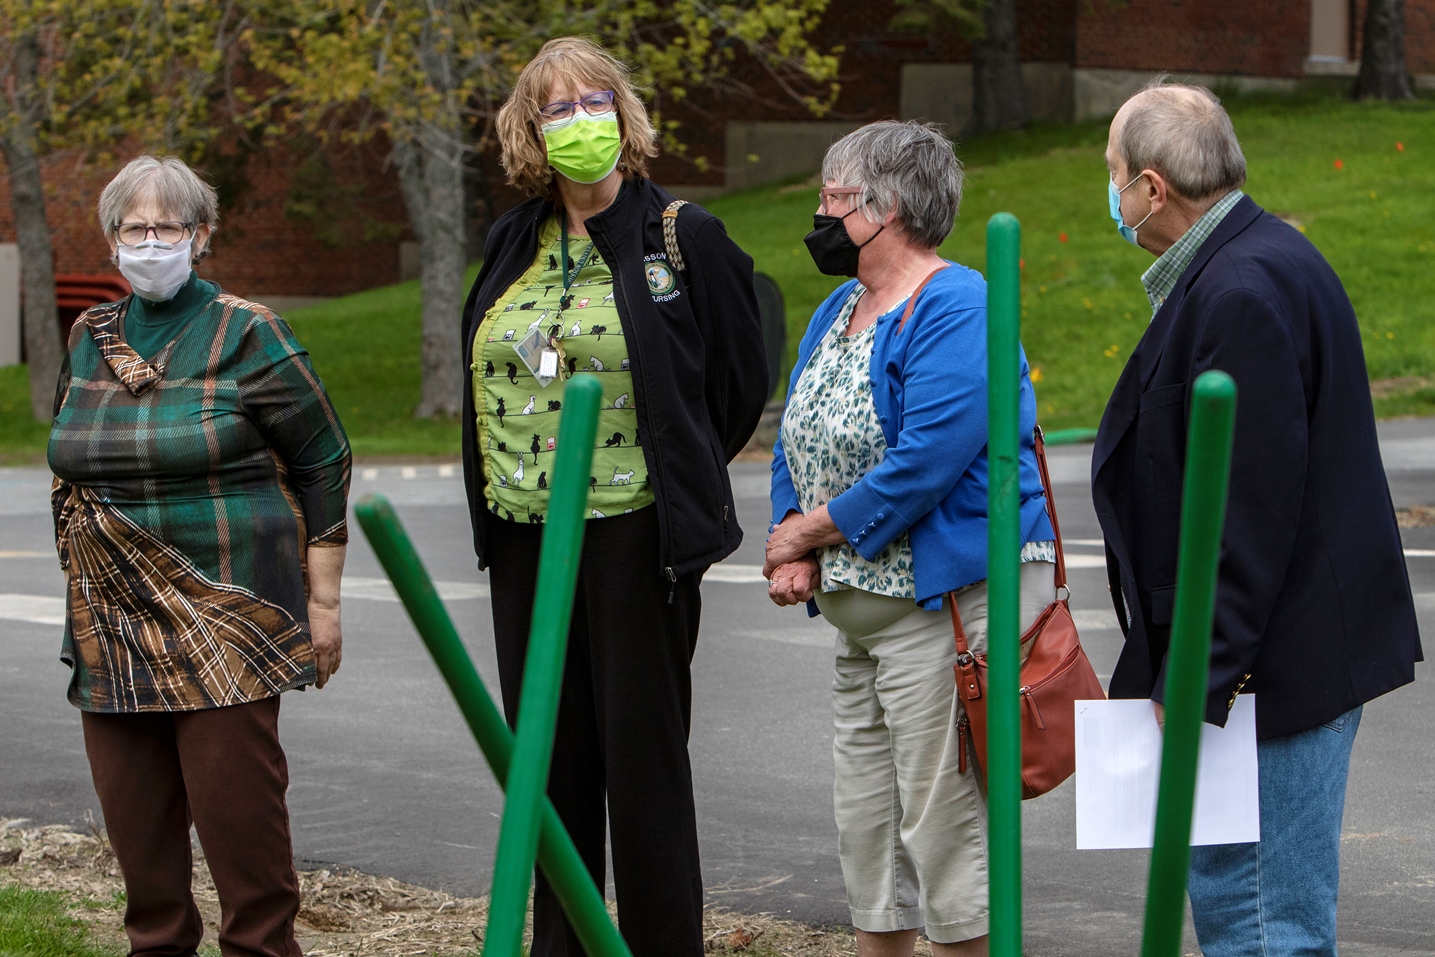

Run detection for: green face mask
[[542, 111, 621, 185]]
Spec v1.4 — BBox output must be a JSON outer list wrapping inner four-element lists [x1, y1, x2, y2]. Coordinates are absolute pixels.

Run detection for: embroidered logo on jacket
[[643, 253, 679, 302]]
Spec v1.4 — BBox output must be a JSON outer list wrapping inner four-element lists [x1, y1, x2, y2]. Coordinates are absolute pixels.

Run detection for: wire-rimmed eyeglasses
[[114, 222, 195, 246]]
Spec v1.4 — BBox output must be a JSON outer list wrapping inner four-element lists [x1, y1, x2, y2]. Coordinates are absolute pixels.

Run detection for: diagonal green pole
[[354, 494, 631, 957], [1141, 370, 1238, 957], [484, 373, 603, 957], [354, 375, 629, 957], [985, 211, 1023, 957]]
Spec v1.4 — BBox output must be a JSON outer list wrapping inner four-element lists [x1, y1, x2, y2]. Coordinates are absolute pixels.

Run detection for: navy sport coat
[[1092, 195, 1422, 739]]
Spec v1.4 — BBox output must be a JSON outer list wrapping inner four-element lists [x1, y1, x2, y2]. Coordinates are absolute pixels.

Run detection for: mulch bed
[[1, 817, 894, 956]]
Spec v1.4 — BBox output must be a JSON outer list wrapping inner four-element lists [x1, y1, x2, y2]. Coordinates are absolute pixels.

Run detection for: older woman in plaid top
[[48, 155, 351, 957]]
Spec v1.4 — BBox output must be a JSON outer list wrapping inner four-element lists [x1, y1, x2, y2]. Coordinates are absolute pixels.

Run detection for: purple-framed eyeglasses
[[539, 90, 617, 121]]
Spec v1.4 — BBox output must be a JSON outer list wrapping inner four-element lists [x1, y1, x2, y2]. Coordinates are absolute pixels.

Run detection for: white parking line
[[705, 564, 768, 584], [341, 577, 489, 602], [0, 594, 65, 625]]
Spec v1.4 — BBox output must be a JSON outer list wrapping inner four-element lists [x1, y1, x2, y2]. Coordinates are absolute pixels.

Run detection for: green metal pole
[[354, 494, 631, 957], [353, 384, 630, 957], [1140, 370, 1237, 957], [985, 211, 1023, 957], [484, 374, 603, 957]]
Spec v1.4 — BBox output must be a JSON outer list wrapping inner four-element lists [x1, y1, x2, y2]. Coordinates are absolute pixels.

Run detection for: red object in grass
[[1020, 258, 1025, 269], [1334, 159, 1344, 170], [1059, 232, 1068, 243], [1397, 141, 1405, 152]]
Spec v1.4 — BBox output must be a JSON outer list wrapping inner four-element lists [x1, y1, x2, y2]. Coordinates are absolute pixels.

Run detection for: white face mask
[[117, 239, 193, 302]]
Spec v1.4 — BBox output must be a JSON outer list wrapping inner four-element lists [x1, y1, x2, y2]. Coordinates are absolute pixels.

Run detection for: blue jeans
[[1188, 705, 1363, 957]]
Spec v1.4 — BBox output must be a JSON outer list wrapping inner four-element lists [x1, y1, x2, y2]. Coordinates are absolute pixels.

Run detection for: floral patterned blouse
[[781, 287, 1055, 599]]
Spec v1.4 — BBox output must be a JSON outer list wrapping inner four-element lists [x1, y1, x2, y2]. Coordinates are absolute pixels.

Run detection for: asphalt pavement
[[3, 422, 1432, 955]]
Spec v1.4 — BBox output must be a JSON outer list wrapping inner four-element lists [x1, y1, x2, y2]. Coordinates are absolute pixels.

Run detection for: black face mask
[[804, 208, 884, 277]]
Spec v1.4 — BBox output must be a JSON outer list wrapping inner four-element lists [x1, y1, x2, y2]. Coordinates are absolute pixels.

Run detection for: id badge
[[513, 327, 559, 388]]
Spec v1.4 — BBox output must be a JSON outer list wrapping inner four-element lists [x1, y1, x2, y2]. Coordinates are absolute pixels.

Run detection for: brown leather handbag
[[952, 425, 1106, 799]]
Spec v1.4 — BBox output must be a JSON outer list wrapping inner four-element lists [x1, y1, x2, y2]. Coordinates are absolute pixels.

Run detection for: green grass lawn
[[4, 88, 1433, 460], [714, 88, 1435, 431], [0, 886, 118, 957]]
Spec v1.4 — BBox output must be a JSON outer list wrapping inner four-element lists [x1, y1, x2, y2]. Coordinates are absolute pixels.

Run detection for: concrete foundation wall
[[724, 122, 863, 192], [899, 62, 1075, 132], [0, 244, 17, 367], [1072, 69, 1302, 122]]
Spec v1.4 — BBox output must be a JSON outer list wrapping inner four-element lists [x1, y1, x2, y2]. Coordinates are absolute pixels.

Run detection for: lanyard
[[559, 211, 595, 297]]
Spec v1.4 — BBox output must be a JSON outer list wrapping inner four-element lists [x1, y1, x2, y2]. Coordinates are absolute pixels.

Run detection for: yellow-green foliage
[[0, 0, 237, 161], [241, 0, 841, 152]]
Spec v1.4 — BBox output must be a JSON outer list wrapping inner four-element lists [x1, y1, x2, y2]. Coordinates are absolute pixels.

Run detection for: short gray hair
[[98, 155, 219, 261], [1117, 80, 1246, 200], [821, 121, 963, 250]]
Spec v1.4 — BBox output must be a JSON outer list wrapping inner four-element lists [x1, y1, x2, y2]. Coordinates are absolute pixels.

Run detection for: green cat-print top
[[471, 216, 653, 522]]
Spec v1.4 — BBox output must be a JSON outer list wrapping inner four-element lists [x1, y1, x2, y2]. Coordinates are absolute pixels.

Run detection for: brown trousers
[[82, 695, 303, 957]]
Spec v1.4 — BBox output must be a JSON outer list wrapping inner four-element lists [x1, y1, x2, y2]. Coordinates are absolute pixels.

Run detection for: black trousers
[[484, 507, 705, 957]]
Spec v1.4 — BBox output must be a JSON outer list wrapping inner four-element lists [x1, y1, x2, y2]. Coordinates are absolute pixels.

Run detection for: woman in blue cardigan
[[765, 121, 1053, 956]]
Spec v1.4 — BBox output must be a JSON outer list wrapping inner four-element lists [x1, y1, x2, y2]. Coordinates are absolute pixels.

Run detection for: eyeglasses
[[114, 222, 194, 245], [818, 186, 864, 212], [539, 90, 617, 122]]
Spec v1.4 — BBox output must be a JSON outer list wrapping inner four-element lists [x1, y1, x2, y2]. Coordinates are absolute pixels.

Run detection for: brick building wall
[[1408, 0, 1435, 72], [0, 140, 407, 301], [648, 0, 1077, 187], [1075, 0, 1312, 77]]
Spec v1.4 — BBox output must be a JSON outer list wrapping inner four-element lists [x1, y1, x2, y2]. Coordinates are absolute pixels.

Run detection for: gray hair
[[821, 120, 963, 250], [1117, 80, 1246, 200], [98, 155, 219, 261]]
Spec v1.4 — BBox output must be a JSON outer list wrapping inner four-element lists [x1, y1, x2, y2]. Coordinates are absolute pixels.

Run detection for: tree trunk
[[1355, 0, 1414, 100], [0, 33, 63, 424], [394, 130, 467, 419], [464, 160, 495, 264], [968, 0, 1028, 134]]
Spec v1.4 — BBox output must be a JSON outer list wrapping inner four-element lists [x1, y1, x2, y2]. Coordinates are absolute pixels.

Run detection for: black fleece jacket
[[460, 176, 768, 579]]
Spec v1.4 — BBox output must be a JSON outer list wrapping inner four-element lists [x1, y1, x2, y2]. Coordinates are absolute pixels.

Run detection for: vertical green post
[[1140, 370, 1238, 957], [484, 374, 603, 957], [354, 492, 632, 957], [985, 211, 1023, 957]]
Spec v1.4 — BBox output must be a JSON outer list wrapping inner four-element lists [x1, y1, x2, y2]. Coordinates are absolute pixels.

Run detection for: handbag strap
[[949, 426, 1068, 647], [897, 264, 949, 333], [1032, 425, 1068, 592], [950, 589, 972, 656]]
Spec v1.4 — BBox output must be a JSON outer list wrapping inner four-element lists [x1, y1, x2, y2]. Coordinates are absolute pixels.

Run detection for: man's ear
[[1143, 169, 1169, 216]]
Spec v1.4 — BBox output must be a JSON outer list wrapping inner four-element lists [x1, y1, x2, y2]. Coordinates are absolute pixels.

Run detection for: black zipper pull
[[665, 566, 677, 604]]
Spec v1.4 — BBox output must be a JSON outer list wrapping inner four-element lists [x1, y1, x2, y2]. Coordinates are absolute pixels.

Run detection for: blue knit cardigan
[[770, 263, 1054, 611]]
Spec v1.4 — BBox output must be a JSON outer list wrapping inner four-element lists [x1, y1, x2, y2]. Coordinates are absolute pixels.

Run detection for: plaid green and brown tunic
[[48, 285, 351, 713]]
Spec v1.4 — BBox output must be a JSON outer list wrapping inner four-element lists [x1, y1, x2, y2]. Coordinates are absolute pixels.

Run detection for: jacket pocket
[[1139, 381, 1187, 412], [1148, 584, 1176, 626]]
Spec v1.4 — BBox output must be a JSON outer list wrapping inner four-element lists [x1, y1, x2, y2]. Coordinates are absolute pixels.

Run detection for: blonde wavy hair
[[496, 37, 659, 198]]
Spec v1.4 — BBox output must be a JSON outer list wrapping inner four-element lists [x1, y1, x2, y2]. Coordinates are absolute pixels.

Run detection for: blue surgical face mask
[[1108, 172, 1153, 246]]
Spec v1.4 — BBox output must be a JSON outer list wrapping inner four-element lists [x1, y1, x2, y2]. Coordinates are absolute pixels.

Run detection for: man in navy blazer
[[1093, 81, 1421, 956]]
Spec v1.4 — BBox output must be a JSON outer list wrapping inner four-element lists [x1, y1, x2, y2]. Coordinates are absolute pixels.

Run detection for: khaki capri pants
[[816, 561, 1054, 943]]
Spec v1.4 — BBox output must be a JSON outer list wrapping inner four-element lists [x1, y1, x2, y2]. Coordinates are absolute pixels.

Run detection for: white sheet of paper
[[1075, 695, 1260, 850]]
